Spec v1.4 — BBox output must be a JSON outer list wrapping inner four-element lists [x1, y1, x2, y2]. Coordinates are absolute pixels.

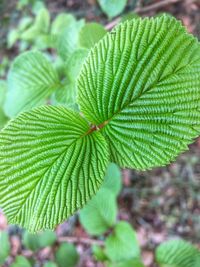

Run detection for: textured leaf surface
[[79, 23, 107, 49], [79, 188, 117, 236], [0, 106, 109, 231], [156, 239, 200, 267], [55, 243, 79, 267], [5, 51, 60, 118], [78, 15, 200, 170], [97, 0, 127, 18], [105, 221, 140, 262]]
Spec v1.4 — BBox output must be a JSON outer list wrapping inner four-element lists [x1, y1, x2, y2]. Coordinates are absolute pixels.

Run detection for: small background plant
[[0, 0, 200, 267]]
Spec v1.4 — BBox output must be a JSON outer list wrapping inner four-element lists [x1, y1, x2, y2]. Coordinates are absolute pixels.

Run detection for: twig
[[105, 0, 187, 30], [58, 236, 104, 246]]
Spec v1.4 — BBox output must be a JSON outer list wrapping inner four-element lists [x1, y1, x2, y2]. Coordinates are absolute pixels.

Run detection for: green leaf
[[105, 221, 140, 262], [0, 231, 10, 265], [107, 259, 145, 267], [23, 230, 56, 251], [56, 19, 85, 61], [92, 245, 108, 261], [51, 13, 76, 35], [34, 8, 50, 34], [22, 231, 41, 251], [37, 230, 57, 247], [44, 262, 58, 267], [7, 30, 19, 48], [156, 239, 200, 267], [5, 51, 60, 118], [66, 49, 89, 83], [51, 83, 77, 109], [97, 0, 127, 18], [78, 15, 200, 170], [102, 163, 121, 196], [33, 34, 53, 50], [55, 242, 79, 267], [0, 80, 8, 128], [79, 188, 117, 236], [20, 8, 50, 42], [79, 23, 107, 49], [18, 17, 33, 32], [10, 256, 31, 267], [0, 106, 109, 231]]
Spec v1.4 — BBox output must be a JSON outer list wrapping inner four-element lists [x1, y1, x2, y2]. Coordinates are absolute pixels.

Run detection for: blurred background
[[0, 0, 200, 267]]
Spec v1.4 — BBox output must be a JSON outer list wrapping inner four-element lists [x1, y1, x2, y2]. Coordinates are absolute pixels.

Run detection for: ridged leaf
[[0, 106, 109, 231], [78, 15, 200, 170], [5, 51, 60, 118], [156, 239, 200, 267]]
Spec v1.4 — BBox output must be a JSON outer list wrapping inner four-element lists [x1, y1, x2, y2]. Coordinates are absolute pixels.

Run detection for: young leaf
[[105, 221, 140, 262], [10, 256, 31, 267], [56, 20, 85, 62], [55, 242, 79, 267], [0, 231, 10, 265], [5, 51, 60, 118], [51, 13, 76, 35], [34, 8, 50, 34], [66, 49, 89, 83], [0, 106, 109, 232], [156, 239, 200, 267], [78, 15, 200, 170], [20, 8, 50, 41], [79, 23, 107, 49], [7, 29, 19, 48], [97, 0, 127, 18], [79, 188, 117, 236], [51, 83, 77, 108], [102, 162, 122, 196]]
